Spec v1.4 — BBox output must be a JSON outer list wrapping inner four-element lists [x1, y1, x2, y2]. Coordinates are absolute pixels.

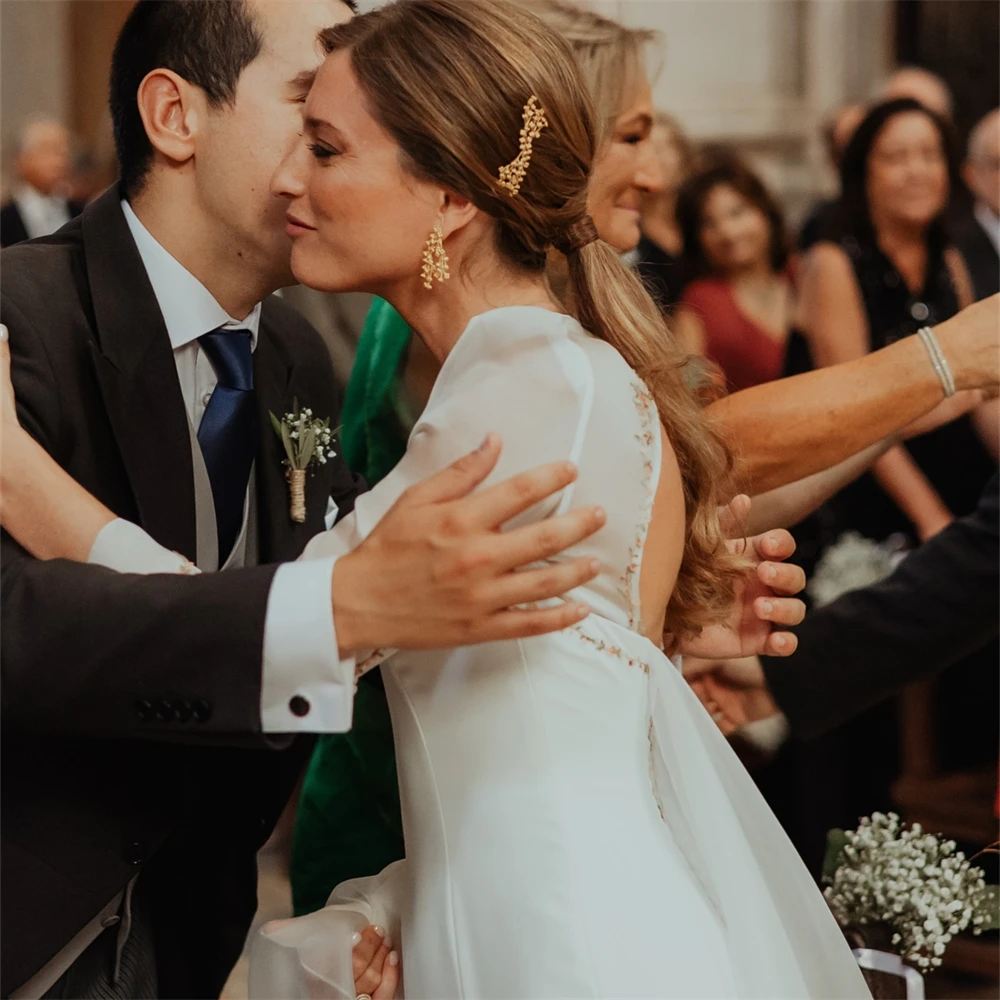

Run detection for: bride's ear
[[439, 191, 479, 240]]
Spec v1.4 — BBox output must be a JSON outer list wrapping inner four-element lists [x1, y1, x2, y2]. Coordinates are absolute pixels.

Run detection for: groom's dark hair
[[110, 0, 264, 197]]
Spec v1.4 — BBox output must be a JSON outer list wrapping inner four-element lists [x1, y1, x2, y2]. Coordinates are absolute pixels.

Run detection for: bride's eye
[[308, 142, 338, 161]]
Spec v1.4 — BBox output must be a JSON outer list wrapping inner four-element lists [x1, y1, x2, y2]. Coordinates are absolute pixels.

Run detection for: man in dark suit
[[0, 2, 607, 997], [0, 119, 83, 248], [688, 473, 999, 739], [955, 109, 1000, 303]]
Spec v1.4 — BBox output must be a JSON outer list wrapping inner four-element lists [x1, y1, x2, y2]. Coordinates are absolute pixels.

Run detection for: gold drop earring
[[421, 219, 450, 290]]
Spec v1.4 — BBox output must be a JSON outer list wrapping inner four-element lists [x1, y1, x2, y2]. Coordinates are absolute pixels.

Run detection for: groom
[[0, 2, 609, 998]]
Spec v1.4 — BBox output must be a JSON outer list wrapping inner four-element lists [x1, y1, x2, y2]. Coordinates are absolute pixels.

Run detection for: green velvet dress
[[290, 298, 412, 915]]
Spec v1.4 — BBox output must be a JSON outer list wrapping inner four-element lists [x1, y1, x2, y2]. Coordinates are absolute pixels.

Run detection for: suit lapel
[[254, 315, 300, 564], [82, 189, 198, 560]]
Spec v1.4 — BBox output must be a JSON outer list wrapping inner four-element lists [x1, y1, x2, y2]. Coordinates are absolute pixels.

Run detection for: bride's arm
[[0, 325, 193, 572]]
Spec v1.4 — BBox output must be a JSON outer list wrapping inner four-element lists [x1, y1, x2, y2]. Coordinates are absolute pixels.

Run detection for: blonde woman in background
[[635, 111, 695, 313]]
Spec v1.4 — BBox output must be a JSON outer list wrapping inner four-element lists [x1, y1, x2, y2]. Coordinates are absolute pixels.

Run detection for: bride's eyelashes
[[308, 142, 339, 161]]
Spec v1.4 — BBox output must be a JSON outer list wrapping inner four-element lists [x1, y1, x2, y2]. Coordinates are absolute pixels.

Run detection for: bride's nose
[[271, 137, 309, 201]]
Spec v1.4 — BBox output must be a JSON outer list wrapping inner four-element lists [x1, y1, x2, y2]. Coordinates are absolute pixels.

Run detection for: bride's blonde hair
[[320, 0, 742, 637]]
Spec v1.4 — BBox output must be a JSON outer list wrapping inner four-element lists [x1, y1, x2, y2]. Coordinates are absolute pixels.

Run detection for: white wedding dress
[[245, 307, 869, 999]]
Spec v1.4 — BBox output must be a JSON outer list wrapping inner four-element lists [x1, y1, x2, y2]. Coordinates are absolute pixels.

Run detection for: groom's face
[[193, 0, 353, 288]]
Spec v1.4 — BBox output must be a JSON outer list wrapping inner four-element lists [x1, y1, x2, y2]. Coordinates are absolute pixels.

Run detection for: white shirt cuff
[[261, 555, 357, 732], [88, 518, 199, 575]]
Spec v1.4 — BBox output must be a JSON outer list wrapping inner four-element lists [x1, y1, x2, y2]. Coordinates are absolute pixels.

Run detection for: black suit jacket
[[0, 197, 84, 248], [954, 211, 1000, 301], [763, 473, 999, 740], [0, 188, 365, 998]]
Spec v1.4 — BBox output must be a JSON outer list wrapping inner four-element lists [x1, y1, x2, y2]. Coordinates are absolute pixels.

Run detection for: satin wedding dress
[[244, 307, 868, 999]]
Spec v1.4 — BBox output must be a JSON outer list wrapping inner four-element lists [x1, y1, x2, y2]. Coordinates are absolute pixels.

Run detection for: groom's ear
[[136, 69, 205, 170], [439, 190, 479, 240]]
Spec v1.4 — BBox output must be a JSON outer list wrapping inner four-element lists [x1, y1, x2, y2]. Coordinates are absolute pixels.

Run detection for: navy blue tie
[[197, 328, 258, 563]]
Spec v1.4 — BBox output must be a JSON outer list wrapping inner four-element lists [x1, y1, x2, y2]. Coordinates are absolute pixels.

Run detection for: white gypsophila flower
[[808, 533, 907, 608], [824, 812, 992, 973]]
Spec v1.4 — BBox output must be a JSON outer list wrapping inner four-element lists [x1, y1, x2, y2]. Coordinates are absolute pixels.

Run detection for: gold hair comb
[[497, 96, 548, 197]]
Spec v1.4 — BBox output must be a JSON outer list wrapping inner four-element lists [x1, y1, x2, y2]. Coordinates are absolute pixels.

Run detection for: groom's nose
[[271, 137, 309, 201]]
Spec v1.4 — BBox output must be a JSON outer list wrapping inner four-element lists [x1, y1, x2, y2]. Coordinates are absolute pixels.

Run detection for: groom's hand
[[333, 435, 604, 655]]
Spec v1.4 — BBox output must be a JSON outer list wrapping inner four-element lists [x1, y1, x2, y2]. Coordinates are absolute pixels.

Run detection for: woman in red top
[[673, 156, 798, 391]]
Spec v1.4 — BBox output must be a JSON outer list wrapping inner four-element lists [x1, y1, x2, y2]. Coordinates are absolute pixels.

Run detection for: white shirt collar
[[974, 201, 1000, 256], [121, 199, 261, 352]]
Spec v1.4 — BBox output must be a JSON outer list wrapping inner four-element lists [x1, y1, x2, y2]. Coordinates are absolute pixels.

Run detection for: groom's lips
[[286, 214, 316, 236]]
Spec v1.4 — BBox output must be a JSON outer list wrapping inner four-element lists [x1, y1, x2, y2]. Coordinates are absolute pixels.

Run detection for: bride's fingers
[[351, 925, 385, 981], [373, 951, 400, 999], [355, 938, 391, 997]]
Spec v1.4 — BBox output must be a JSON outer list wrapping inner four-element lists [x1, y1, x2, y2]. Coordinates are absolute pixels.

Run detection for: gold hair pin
[[497, 96, 548, 197]]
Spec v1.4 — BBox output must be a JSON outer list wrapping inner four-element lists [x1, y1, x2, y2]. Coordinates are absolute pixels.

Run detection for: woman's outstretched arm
[[1, 325, 118, 561]]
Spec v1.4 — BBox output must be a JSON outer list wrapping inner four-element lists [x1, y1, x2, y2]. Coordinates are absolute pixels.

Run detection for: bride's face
[[587, 76, 663, 254], [271, 51, 443, 294]]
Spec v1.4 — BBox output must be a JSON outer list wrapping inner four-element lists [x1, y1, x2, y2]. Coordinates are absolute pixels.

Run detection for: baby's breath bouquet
[[808, 532, 907, 608], [823, 812, 998, 976], [269, 401, 337, 522]]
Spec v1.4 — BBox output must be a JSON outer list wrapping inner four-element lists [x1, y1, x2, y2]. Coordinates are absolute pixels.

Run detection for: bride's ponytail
[[563, 229, 744, 638]]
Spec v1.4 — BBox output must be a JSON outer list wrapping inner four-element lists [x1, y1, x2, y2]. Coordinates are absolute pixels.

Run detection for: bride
[[0, 1, 869, 996]]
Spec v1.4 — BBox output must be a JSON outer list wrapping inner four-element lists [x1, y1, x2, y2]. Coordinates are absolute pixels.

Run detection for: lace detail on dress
[[622, 378, 658, 631], [569, 624, 652, 674], [648, 719, 666, 821]]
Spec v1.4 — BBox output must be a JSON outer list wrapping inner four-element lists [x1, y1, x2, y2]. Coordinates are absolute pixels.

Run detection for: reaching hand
[[684, 655, 780, 736], [333, 434, 606, 655], [673, 506, 806, 660]]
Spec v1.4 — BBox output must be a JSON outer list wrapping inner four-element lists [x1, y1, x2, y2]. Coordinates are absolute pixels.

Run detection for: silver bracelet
[[917, 325, 956, 398]]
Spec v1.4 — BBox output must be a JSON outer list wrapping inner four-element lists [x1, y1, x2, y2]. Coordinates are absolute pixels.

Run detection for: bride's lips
[[286, 214, 316, 237]]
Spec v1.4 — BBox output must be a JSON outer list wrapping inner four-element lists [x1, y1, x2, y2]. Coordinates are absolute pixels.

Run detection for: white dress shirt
[[13, 185, 73, 240], [90, 202, 356, 732]]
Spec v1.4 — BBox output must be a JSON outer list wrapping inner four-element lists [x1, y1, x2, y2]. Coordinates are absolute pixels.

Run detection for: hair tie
[[555, 215, 599, 255]]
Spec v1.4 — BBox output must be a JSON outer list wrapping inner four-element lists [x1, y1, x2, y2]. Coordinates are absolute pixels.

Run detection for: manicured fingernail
[[774, 634, 787, 649], [588, 558, 600, 574], [563, 461, 578, 476], [373, 925, 385, 937], [593, 506, 606, 524], [766, 534, 780, 548], [762, 564, 776, 582], [761, 600, 773, 615], [0, 325, 7, 341], [351, 931, 362, 945], [478, 433, 494, 451], [574, 602, 590, 617], [383, 934, 393, 949], [389, 951, 399, 966]]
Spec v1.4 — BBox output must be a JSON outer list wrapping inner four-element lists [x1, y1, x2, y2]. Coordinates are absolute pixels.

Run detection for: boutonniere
[[269, 400, 338, 523]]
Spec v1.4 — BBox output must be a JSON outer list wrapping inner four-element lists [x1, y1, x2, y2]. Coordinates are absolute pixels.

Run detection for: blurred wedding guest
[[879, 65, 954, 121], [0, 119, 82, 247], [800, 98, 995, 547], [955, 109, 1000, 301], [799, 103, 866, 251], [798, 97, 998, 831], [635, 112, 694, 313], [672, 156, 795, 392]]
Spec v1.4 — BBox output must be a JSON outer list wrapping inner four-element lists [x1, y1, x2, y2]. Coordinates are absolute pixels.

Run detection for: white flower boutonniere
[[269, 401, 337, 523]]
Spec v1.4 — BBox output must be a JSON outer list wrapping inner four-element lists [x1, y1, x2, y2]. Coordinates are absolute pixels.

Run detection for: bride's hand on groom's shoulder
[[670, 498, 806, 661], [333, 434, 605, 655]]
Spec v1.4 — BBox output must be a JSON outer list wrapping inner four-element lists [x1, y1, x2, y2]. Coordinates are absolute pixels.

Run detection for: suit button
[[173, 698, 193, 723], [122, 841, 145, 865], [135, 699, 153, 722], [289, 695, 310, 718], [193, 699, 212, 723], [154, 699, 172, 723]]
